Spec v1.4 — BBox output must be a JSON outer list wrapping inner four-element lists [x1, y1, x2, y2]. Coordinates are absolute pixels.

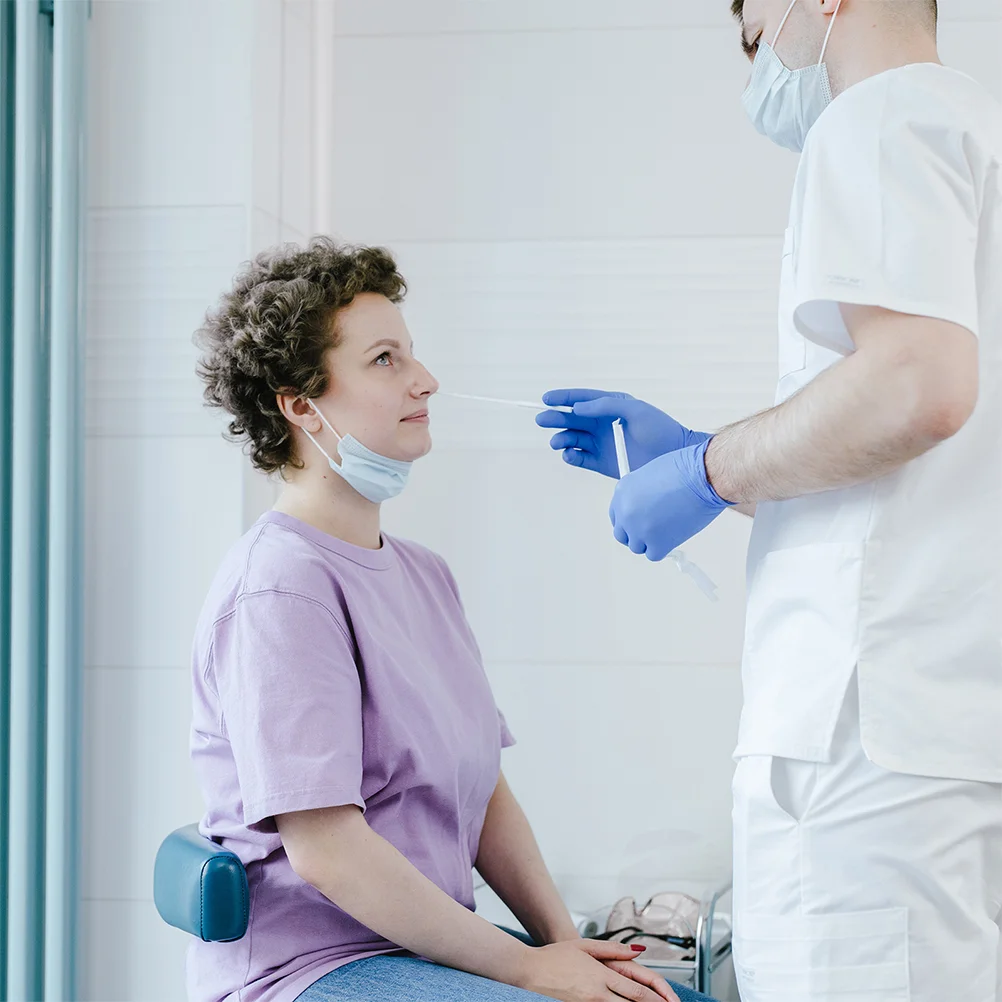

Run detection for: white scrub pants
[[732, 677, 1002, 1001]]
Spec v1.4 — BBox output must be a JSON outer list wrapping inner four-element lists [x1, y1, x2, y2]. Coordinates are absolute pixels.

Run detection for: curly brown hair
[[195, 237, 407, 474]]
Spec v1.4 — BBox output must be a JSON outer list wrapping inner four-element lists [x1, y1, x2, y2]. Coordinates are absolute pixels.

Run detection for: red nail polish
[[631, 944, 646, 952]]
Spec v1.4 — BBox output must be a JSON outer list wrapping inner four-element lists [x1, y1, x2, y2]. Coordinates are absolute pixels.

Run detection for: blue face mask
[[741, 0, 842, 153], [302, 401, 412, 504]]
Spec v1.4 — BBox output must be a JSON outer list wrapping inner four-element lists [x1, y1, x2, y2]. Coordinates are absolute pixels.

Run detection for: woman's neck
[[272, 474, 382, 550]]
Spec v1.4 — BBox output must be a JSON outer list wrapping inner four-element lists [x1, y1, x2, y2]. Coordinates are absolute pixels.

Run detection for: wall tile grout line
[[335, 17, 999, 40]]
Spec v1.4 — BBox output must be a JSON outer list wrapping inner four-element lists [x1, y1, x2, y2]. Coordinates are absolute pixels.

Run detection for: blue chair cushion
[[154, 824, 249, 942]]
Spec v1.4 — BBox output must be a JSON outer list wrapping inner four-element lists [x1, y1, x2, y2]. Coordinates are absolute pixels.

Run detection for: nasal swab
[[438, 391, 573, 413], [612, 419, 719, 602]]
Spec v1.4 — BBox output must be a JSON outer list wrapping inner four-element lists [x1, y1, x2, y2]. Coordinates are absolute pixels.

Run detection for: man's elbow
[[914, 381, 978, 443]]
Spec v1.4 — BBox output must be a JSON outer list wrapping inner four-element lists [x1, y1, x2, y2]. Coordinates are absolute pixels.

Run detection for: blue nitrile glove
[[535, 388, 709, 479], [610, 438, 733, 561]]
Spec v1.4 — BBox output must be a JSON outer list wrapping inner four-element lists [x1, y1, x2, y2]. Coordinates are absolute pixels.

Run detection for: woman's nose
[[413, 362, 439, 397]]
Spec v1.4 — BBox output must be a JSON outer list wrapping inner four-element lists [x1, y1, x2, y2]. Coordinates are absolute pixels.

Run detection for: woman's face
[[313, 292, 439, 462]]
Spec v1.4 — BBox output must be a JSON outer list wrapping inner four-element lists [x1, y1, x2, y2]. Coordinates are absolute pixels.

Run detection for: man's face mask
[[741, 0, 843, 153]]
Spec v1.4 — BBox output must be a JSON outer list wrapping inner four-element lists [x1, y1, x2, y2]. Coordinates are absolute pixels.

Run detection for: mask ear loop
[[817, 0, 843, 65], [302, 399, 343, 467], [771, 0, 799, 48]]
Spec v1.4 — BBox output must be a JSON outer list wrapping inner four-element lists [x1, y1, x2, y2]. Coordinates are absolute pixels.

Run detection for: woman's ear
[[276, 393, 323, 433]]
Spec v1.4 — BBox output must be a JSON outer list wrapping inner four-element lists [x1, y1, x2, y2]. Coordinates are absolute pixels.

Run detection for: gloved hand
[[536, 388, 709, 479], [610, 439, 732, 561]]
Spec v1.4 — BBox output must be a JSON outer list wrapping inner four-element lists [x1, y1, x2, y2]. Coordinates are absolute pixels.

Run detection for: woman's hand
[[598, 958, 679, 1002], [512, 940, 677, 1002]]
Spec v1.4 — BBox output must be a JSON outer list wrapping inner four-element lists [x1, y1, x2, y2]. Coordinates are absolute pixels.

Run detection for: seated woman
[[189, 237, 714, 1002]]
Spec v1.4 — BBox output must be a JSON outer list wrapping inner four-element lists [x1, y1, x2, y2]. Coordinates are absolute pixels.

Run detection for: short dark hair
[[729, 0, 937, 26], [195, 237, 407, 474]]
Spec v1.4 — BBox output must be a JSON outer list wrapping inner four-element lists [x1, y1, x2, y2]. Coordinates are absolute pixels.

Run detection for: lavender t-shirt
[[187, 511, 514, 1002]]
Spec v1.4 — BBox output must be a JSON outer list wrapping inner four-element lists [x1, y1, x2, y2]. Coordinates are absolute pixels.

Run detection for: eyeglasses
[[593, 892, 700, 960], [592, 926, 696, 951]]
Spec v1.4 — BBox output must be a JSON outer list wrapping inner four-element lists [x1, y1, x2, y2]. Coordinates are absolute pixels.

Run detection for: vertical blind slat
[[0, 3, 19, 994], [7, 2, 51, 999], [45, 2, 87, 998]]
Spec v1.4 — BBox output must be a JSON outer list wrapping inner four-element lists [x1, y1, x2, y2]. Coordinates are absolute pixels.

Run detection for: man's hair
[[729, 0, 937, 27], [195, 237, 407, 474]]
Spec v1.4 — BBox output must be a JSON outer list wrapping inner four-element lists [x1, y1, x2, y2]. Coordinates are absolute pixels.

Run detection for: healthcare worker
[[538, 1, 1002, 999]]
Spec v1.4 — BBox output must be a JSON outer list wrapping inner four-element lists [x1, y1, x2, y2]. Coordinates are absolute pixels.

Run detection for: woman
[[189, 237, 713, 1002]]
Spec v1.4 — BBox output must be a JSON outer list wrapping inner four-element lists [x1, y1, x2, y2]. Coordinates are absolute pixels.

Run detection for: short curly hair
[[195, 237, 407, 474]]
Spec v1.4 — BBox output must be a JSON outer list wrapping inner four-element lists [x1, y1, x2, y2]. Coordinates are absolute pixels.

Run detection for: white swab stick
[[439, 391, 573, 413], [612, 419, 630, 478]]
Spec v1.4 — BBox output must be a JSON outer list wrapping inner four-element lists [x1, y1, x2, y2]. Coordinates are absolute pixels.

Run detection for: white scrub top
[[736, 64, 1002, 782]]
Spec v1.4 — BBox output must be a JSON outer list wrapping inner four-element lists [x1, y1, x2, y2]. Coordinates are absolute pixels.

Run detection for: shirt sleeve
[[498, 709, 516, 749], [792, 81, 981, 355], [210, 589, 365, 828]]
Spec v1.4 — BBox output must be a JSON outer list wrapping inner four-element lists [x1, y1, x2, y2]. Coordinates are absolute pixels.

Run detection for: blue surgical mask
[[302, 401, 412, 504], [742, 0, 842, 153]]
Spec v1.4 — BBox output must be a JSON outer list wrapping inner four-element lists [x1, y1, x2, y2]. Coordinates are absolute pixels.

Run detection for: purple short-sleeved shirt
[[187, 511, 514, 1002]]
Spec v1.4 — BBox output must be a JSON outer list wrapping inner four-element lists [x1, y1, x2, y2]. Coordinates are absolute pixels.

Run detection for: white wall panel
[[253, 0, 285, 219], [84, 436, 244, 670], [382, 449, 753, 667], [87, 0, 252, 209], [486, 662, 742, 884], [335, 0, 996, 37], [81, 899, 189, 1002], [331, 27, 796, 242], [939, 20, 1002, 98], [281, 1, 317, 236], [86, 206, 249, 437], [252, 206, 283, 250], [393, 237, 781, 446], [82, 668, 201, 901]]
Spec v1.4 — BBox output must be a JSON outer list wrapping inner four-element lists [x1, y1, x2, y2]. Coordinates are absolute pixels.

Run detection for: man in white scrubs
[[538, 0, 1002, 997]]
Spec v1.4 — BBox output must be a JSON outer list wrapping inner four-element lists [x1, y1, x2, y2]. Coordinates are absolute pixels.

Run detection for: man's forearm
[[475, 774, 579, 946], [705, 319, 974, 504]]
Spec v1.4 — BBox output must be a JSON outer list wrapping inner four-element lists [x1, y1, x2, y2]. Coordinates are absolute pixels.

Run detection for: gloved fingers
[[645, 542, 672, 562], [612, 524, 629, 547], [535, 409, 601, 432], [549, 430, 598, 453], [628, 535, 647, 555], [571, 396, 642, 421], [562, 449, 607, 475], [542, 388, 631, 408]]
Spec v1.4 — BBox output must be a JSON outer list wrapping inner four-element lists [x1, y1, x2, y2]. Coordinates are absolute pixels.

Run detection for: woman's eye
[[374, 351, 393, 366]]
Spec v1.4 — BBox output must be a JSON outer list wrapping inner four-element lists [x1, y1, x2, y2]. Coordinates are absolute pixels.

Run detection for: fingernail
[[631, 944, 646, 952]]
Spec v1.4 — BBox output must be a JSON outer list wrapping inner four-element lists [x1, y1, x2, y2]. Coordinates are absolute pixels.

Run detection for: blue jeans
[[297, 950, 715, 1002]]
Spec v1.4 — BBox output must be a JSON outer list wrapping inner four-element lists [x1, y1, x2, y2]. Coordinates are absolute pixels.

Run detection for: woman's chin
[[394, 429, 433, 462]]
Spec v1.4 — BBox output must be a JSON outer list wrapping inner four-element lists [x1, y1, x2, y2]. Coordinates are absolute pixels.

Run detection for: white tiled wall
[[81, 0, 1002, 999], [82, 1, 322, 998]]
